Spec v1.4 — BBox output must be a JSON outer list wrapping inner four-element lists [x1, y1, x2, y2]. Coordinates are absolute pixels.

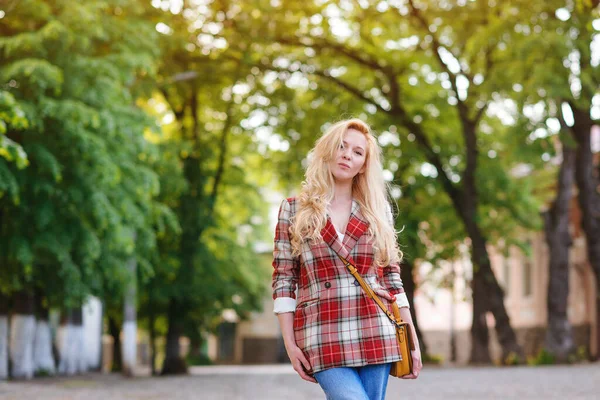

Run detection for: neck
[[332, 179, 353, 205]]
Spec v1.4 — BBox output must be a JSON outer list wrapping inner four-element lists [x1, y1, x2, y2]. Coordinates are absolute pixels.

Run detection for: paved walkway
[[0, 363, 598, 399]]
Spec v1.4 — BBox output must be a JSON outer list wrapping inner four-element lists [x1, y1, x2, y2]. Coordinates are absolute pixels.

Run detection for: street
[[1, 363, 599, 399]]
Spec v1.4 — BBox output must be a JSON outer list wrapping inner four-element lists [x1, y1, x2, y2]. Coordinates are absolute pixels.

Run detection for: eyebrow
[[343, 140, 365, 152]]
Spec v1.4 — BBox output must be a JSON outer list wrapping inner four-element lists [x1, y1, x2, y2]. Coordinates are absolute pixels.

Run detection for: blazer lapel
[[320, 198, 370, 266]]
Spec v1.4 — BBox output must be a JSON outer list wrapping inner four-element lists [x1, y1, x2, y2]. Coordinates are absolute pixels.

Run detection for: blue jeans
[[314, 363, 392, 400]]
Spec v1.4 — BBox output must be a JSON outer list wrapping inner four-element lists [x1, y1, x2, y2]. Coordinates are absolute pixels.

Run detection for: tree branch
[[258, 61, 390, 114], [406, 0, 471, 122], [274, 35, 406, 117], [208, 97, 234, 216], [207, 58, 245, 218], [473, 103, 488, 126], [158, 87, 185, 122], [389, 106, 463, 209], [313, 69, 391, 114], [276, 35, 390, 74]]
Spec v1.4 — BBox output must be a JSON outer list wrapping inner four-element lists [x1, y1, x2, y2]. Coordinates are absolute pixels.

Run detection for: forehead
[[342, 128, 367, 148]]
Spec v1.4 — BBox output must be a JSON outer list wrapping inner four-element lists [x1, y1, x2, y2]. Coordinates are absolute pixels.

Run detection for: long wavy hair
[[289, 118, 403, 268]]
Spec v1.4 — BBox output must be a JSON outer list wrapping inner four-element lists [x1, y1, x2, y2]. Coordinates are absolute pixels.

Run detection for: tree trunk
[[449, 262, 457, 363], [148, 281, 157, 376], [596, 295, 600, 361], [459, 128, 523, 364], [108, 314, 122, 372], [468, 223, 523, 363], [542, 145, 576, 362], [400, 259, 428, 356], [58, 307, 86, 375], [57, 312, 69, 374], [161, 299, 187, 375], [189, 335, 201, 359], [162, 186, 198, 376], [82, 296, 103, 371], [73, 308, 86, 374], [571, 109, 600, 360], [9, 290, 36, 379], [0, 292, 9, 380], [394, 114, 523, 363], [33, 290, 56, 375], [122, 256, 137, 377], [456, 120, 523, 363], [469, 275, 491, 363]]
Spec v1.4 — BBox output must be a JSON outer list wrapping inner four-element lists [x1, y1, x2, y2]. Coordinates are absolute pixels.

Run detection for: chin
[[333, 173, 354, 182]]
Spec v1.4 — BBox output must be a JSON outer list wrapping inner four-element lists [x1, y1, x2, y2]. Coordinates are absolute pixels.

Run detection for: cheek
[[355, 158, 366, 171]]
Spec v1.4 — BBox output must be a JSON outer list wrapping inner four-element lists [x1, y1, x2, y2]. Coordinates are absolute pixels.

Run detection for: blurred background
[[0, 0, 599, 385]]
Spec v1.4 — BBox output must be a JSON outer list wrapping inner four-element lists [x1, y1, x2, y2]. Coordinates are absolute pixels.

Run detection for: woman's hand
[[401, 347, 423, 379], [396, 306, 423, 379], [286, 344, 317, 383], [276, 311, 317, 383]]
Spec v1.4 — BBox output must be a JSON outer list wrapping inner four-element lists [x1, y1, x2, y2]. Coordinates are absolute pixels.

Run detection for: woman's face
[[330, 128, 367, 182]]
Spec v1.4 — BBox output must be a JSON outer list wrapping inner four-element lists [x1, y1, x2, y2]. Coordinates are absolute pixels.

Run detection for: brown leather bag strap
[[336, 254, 405, 327]]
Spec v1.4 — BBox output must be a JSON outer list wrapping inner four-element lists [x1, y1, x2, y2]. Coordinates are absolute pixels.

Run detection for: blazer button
[[324, 282, 331, 289], [353, 280, 360, 286]]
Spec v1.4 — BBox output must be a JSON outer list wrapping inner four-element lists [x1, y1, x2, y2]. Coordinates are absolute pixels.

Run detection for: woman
[[271, 118, 422, 399]]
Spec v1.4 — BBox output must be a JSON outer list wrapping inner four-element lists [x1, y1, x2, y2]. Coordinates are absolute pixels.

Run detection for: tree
[[0, 0, 166, 377], [128, 3, 273, 373], [543, 134, 576, 362], [218, 0, 551, 363], [499, 0, 600, 358], [0, 90, 29, 380]]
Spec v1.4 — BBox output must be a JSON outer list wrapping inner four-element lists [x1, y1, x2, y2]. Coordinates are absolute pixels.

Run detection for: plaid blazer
[[271, 196, 404, 374]]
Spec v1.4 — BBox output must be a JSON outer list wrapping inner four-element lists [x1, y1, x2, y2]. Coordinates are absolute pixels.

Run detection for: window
[[217, 322, 237, 362], [522, 241, 533, 297], [503, 255, 510, 296]]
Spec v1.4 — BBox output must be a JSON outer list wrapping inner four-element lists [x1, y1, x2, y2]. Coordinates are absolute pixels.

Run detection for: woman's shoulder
[[278, 196, 298, 215], [279, 195, 298, 204]]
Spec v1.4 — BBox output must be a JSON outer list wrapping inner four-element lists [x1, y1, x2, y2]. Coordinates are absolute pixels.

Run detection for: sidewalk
[[0, 363, 598, 399]]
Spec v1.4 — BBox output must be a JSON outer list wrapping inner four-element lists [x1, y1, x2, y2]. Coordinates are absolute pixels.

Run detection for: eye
[[355, 151, 363, 156]]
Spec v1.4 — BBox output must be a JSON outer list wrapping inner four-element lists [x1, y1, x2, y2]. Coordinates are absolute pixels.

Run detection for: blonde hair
[[289, 118, 403, 268]]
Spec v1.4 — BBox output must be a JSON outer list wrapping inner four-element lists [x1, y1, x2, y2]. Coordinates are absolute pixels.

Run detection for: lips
[[338, 163, 350, 169]]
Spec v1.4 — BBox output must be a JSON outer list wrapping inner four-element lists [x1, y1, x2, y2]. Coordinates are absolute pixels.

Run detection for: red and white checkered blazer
[[272, 196, 404, 374]]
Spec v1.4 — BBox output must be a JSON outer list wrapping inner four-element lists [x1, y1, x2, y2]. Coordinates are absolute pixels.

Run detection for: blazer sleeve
[[383, 202, 410, 308], [271, 198, 300, 310]]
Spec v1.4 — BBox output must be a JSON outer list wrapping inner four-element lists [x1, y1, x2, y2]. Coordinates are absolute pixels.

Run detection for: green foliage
[[0, 0, 166, 306], [422, 353, 443, 365], [2, 0, 595, 373], [0, 90, 29, 206], [503, 351, 525, 366], [33, 368, 54, 378], [568, 346, 589, 363], [527, 348, 556, 366], [211, 0, 550, 269], [185, 352, 213, 366], [131, 4, 275, 371], [527, 345, 589, 366]]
